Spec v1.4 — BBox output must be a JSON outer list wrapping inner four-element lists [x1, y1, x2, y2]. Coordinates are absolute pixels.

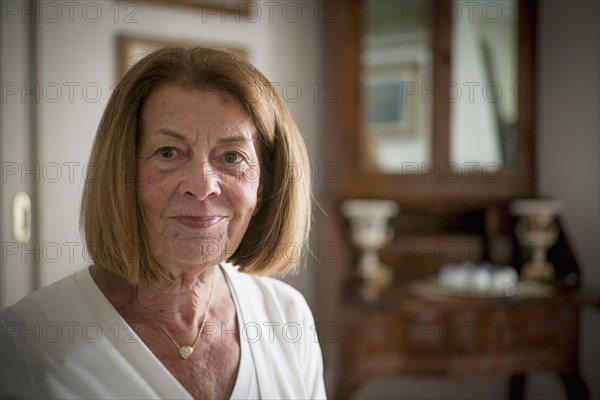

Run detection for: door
[[1, 7, 37, 308]]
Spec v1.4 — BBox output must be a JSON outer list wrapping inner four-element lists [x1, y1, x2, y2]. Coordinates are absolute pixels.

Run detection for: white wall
[[537, 1, 600, 399], [5, 1, 324, 306]]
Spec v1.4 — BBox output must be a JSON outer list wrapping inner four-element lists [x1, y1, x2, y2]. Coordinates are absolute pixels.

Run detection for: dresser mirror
[[449, 0, 518, 167], [362, 0, 433, 172], [331, 0, 536, 204]]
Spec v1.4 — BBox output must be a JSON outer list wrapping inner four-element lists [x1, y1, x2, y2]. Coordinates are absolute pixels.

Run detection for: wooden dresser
[[337, 283, 600, 399], [330, 205, 600, 400]]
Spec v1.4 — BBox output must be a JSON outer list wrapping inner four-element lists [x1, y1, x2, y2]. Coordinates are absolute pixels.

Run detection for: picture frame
[[364, 62, 419, 138], [117, 34, 248, 78], [139, 0, 254, 17]]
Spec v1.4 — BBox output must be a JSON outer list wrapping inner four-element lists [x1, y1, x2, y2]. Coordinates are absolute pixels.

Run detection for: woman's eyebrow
[[151, 130, 254, 146], [215, 134, 254, 145], [153, 128, 188, 142]]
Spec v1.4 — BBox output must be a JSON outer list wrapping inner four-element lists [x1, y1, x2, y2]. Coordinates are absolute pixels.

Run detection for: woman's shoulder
[[220, 262, 312, 319], [221, 262, 304, 297], [1, 268, 89, 322]]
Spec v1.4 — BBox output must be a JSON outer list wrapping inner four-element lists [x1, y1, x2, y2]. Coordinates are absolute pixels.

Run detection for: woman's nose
[[177, 162, 222, 200]]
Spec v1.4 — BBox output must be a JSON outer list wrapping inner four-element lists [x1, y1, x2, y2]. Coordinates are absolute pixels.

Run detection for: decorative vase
[[340, 199, 399, 300], [510, 198, 562, 282]]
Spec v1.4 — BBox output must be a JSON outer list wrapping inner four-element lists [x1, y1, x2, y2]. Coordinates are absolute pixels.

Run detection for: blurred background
[[1, 1, 598, 399]]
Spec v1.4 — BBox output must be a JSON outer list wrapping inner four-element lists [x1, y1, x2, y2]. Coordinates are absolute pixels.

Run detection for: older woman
[[1, 47, 325, 399]]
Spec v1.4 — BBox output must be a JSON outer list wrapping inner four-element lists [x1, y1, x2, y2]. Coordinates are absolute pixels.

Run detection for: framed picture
[[140, 0, 254, 16], [117, 35, 247, 78], [364, 62, 419, 138]]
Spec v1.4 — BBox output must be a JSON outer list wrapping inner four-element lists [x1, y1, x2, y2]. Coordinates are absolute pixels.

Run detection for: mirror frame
[[327, 0, 537, 208]]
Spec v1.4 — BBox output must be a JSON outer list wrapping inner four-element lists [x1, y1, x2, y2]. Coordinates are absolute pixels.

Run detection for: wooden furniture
[[337, 284, 600, 400], [316, 1, 596, 399], [333, 205, 593, 399]]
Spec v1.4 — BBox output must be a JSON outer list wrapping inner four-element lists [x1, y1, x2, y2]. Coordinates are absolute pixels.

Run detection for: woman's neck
[[90, 264, 218, 327]]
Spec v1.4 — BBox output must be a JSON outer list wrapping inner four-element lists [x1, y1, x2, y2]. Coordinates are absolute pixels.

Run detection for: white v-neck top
[[0, 263, 326, 399], [223, 265, 258, 400]]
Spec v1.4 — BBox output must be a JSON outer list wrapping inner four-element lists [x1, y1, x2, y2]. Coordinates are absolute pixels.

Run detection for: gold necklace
[[142, 276, 215, 360]]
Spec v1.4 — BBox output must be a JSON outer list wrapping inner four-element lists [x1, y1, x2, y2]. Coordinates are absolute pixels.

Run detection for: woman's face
[[137, 85, 261, 275]]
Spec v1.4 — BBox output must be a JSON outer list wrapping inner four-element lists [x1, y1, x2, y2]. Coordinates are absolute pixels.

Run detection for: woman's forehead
[[141, 85, 257, 141]]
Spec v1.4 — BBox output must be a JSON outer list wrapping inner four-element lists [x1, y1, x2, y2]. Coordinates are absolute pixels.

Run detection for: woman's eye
[[158, 147, 176, 159], [224, 152, 242, 164]]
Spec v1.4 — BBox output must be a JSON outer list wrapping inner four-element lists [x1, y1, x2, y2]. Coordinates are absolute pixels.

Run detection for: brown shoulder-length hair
[[80, 46, 311, 285]]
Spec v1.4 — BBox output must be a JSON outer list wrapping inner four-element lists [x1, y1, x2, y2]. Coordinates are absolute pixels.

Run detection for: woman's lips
[[173, 216, 224, 229]]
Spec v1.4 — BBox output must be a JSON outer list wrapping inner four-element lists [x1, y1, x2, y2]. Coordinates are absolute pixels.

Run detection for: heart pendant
[[178, 345, 194, 360]]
